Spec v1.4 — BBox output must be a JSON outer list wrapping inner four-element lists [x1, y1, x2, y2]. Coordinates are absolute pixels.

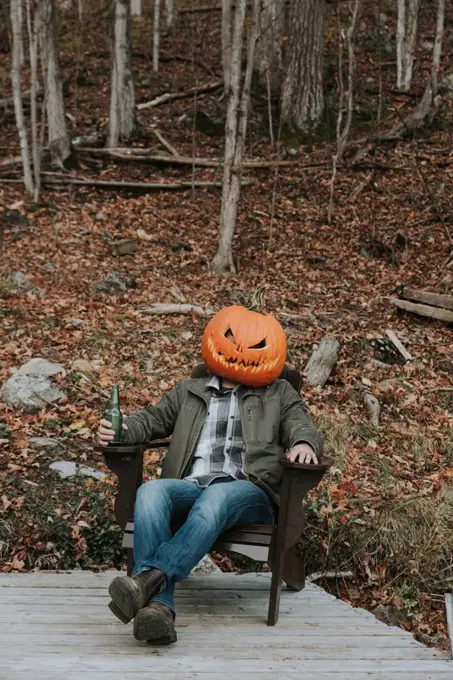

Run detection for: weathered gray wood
[[5, 675, 453, 680], [446, 592, 453, 659], [3, 657, 451, 671], [402, 287, 453, 312], [0, 571, 450, 678], [0, 646, 442, 660], [304, 337, 340, 387], [391, 299, 453, 323]]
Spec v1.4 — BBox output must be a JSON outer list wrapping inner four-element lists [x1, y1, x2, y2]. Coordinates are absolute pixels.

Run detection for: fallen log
[[137, 80, 223, 110], [401, 287, 453, 312], [141, 303, 212, 317], [392, 298, 453, 323], [384, 329, 413, 362], [0, 177, 253, 192], [304, 337, 340, 387], [77, 148, 299, 169]]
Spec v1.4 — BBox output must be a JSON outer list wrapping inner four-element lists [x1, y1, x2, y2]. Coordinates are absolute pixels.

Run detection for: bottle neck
[[111, 386, 120, 407]]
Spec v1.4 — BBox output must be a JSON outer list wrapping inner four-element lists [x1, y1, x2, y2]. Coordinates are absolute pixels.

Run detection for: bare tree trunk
[[153, 0, 161, 71], [18, 0, 25, 65], [328, 0, 361, 224], [164, 0, 176, 30], [281, 0, 326, 134], [25, 0, 41, 200], [211, 0, 260, 273], [431, 0, 445, 96], [39, 0, 71, 168], [254, 0, 284, 91], [221, 0, 232, 94], [107, 0, 136, 147], [131, 0, 141, 16], [396, 0, 421, 91], [396, 0, 405, 89], [10, 0, 34, 195]]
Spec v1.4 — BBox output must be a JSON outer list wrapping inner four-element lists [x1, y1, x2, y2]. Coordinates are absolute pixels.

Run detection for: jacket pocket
[[245, 400, 279, 443]]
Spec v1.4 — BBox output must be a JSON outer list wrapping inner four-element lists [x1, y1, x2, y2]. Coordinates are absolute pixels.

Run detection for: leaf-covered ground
[[1, 0, 453, 650]]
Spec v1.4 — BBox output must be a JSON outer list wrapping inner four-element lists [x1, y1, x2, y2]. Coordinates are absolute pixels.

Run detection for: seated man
[[98, 305, 323, 645]]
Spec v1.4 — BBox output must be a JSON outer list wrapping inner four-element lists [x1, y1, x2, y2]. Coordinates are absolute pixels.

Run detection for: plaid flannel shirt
[[184, 375, 247, 487]]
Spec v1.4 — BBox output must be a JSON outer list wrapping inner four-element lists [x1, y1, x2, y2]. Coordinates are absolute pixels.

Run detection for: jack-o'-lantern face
[[202, 306, 287, 387]]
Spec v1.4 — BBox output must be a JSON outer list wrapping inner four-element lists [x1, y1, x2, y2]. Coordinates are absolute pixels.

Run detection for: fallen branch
[[77, 147, 299, 169], [141, 303, 212, 317], [137, 80, 223, 110], [304, 337, 340, 387], [385, 329, 413, 361], [307, 571, 354, 582], [427, 387, 453, 393], [150, 127, 180, 157], [392, 298, 453, 323], [0, 176, 253, 192], [364, 392, 381, 426], [401, 287, 453, 312]]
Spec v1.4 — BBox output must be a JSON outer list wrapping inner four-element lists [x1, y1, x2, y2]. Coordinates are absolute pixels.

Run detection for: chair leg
[[127, 548, 134, 577], [267, 473, 292, 626], [283, 545, 305, 592], [267, 551, 284, 626]]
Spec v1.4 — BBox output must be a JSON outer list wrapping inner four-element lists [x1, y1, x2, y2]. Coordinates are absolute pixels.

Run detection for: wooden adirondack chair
[[98, 364, 331, 626]]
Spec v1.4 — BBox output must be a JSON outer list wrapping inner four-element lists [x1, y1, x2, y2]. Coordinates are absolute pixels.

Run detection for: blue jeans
[[132, 477, 274, 613]]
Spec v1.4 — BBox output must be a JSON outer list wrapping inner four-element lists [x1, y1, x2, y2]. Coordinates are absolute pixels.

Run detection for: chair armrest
[[96, 444, 146, 530], [280, 455, 333, 472], [96, 440, 171, 529], [277, 455, 332, 550]]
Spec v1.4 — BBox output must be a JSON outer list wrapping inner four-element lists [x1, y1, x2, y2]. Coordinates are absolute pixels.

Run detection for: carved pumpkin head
[[201, 306, 287, 387]]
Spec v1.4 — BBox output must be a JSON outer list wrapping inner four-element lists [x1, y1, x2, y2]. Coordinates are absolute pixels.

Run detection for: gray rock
[[49, 460, 106, 480], [8, 272, 44, 296], [91, 271, 137, 294], [1, 374, 66, 414], [68, 317, 88, 327], [30, 437, 60, 448], [2, 209, 30, 227], [17, 358, 64, 377], [95, 211, 107, 221], [190, 554, 222, 575], [377, 12, 389, 25], [440, 485, 453, 501], [421, 40, 434, 53], [373, 604, 407, 627]]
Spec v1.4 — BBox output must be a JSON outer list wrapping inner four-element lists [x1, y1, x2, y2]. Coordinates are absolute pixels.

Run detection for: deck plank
[[0, 571, 450, 678]]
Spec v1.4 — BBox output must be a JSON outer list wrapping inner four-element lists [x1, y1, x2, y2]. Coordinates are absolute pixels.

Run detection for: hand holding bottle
[[97, 418, 128, 446], [98, 385, 128, 446]]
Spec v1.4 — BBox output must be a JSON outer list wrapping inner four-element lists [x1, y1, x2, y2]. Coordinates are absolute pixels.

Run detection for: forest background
[[0, 0, 453, 651]]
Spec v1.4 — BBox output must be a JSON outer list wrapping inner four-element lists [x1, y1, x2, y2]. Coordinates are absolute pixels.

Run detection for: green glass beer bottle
[[104, 385, 122, 445]]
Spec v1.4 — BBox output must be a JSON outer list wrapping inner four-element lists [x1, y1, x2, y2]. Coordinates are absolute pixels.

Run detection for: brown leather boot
[[133, 602, 177, 645], [108, 569, 165, 624]]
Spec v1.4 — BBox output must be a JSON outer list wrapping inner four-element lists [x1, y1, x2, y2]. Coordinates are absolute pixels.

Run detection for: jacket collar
[[188, 375, 268, 401]]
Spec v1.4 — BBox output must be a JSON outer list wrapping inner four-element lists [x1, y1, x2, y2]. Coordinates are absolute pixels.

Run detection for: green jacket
[[123, 377, 323, 504]]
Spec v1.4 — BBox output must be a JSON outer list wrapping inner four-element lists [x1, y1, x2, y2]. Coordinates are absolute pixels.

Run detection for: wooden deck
[[0, 571, 450, 679]]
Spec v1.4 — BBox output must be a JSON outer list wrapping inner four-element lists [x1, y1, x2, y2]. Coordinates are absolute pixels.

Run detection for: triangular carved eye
[[249, 339, 267, 349], [224, 329, 235, 343]]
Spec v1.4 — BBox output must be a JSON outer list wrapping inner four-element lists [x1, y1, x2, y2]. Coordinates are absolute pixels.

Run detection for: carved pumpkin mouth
[[207, 336, 279, 374]]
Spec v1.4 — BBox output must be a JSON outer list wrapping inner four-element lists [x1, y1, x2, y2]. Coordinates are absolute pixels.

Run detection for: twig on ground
[[141, 303, 213, 317], [150, 127, 180, 157], [307, 571, 354, 582], [137, 79, 223, 110]]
